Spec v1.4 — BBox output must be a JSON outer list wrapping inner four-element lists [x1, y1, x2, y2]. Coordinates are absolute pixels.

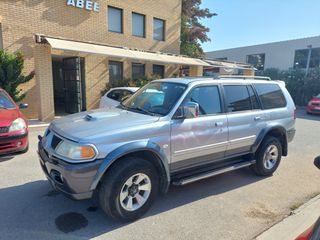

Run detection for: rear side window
[[254, 84, 286, 109], [185, 85, 222, 116], [224, 85, 251, 112]]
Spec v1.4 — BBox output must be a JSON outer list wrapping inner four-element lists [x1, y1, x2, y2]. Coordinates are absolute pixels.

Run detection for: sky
[[200, 0, 320, 52]]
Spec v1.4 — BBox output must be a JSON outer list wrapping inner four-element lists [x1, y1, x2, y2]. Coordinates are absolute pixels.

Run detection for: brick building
[[0, 0, 208, 121]]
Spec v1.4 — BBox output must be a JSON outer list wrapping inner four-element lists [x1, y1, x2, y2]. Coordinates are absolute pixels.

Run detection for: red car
[[295, 218, 320, 239], [306, 94, 320, 114], [0, 88, 29, 155]]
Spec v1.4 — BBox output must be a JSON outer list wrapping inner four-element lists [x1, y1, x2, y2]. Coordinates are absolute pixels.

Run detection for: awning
[[204, 59, 254, 70], [42, 36, 210, 67]]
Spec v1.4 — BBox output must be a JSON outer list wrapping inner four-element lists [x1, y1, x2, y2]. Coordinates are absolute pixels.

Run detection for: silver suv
[[38, 76, 296, 221]]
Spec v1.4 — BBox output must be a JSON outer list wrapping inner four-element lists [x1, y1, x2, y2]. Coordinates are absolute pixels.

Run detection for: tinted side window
[[247, 85, 260, 109], [224, 85, 251, 112], [254, 84, 286, 109], [185, 86, 222, 116]]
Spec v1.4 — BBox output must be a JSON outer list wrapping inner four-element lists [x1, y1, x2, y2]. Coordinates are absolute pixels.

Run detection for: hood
[[0, 109, 20, 127], [50, 108, 160, 142]]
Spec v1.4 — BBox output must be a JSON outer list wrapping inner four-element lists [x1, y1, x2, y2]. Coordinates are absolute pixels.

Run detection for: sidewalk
[[28, 119, 50, 128], [256, 194, 320, 240]]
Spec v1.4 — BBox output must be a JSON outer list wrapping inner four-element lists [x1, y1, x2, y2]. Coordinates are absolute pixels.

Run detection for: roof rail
[[219, 75, 271, 81]]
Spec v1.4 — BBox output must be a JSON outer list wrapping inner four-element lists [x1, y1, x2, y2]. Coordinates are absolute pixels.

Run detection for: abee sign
[[66, 0, 100, 12]]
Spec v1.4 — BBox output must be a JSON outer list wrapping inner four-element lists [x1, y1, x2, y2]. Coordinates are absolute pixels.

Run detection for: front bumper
[[0, 132, 28, 155], [38, 141, 103, 200], [306, 106, 320, 114]]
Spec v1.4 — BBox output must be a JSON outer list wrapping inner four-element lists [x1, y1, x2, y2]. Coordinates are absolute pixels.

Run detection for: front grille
[[0, 127, 9, 134], [312, 102, 320, 106]]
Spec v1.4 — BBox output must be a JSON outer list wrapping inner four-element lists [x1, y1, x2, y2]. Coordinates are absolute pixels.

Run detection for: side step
[[172, 160, 256, 186]]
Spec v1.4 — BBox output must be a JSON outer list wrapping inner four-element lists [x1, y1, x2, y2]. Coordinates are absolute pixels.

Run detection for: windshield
[[0, 91, 15, 109], [122, 82, 187, 116]]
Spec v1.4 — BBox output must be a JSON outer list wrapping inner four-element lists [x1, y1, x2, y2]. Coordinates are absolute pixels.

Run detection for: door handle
[[254, 116, 262, 121], [215, 122, 224, 127]]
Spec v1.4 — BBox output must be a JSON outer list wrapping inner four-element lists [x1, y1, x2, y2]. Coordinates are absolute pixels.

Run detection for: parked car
[[295, 157, 320, 240], [306, 94, 320, 114], [38, 76, 296, 222], [99, 87, 139, 108], [0, 88, 29, 155]]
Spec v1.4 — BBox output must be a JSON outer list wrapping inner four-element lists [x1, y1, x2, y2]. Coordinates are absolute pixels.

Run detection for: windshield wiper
[[128, 106, 157, 116]]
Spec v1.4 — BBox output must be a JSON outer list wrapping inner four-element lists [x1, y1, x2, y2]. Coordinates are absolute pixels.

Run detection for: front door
[[63, 57, 82, 114], [170, 85, 228, 172]]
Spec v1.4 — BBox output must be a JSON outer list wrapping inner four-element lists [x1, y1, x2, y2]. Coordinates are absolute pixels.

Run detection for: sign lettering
[[67, 0, 100, 12]]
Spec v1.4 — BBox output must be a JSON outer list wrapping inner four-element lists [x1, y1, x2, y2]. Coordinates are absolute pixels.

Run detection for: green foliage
[[101, 74, 160, 96], [258, 67, 320, 106], [181, 0, 217, 58], [0, 50, 34, 102]]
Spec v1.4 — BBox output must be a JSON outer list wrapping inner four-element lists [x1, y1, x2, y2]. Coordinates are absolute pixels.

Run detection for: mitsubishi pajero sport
[[38, 76, 296, 222]]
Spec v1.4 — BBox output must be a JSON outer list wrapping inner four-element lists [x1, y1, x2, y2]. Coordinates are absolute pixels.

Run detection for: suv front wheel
[[98, 157, 159, 222], [251, 137, 282, 176]]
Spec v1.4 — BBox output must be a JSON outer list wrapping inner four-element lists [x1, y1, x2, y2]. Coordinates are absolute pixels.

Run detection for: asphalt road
[[0, 110, 320, 240]]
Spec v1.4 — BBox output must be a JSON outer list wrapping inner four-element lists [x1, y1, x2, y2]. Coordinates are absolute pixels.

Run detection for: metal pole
[[305, 45, 312, 76]]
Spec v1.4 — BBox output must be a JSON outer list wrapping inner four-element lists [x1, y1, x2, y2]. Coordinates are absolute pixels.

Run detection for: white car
[[99, 87, 139, 108]]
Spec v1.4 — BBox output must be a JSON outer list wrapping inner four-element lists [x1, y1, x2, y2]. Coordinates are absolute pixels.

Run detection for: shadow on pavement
[[0, 167, 265, 239]]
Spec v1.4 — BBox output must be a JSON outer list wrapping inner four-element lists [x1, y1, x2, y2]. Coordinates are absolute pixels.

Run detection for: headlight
[[8, 118, 27, 132], [55, 141, 97, 161], [308, 102, 313, 106]]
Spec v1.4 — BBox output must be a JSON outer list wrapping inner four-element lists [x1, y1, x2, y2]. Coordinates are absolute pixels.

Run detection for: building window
[[132, 63, 145, 79], [153, 18, 165, 41], [132, 13, 145, 38], [109, 61, 123, 86], [294, 48, 320, 69], [153, 65, 165, 78], [108, 6, 123, 33], [247, 53, 265, 71]]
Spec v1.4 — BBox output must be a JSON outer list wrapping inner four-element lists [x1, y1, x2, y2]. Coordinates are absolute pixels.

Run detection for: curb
[[256, 194, 320, 240]]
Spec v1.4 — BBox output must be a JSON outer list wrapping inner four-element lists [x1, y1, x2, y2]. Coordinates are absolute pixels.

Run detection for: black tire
[[98, 157, 159, 222], [251, 137, 282, 176]]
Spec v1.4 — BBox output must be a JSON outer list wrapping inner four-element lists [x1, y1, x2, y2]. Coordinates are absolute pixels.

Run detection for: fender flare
[[89, 141, 170, 193], [251, 125, 288, 156]]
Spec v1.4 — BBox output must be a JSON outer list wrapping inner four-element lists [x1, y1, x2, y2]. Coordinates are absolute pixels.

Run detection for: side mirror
[[314, 156, 320, 169], [19, 103, 28, 109], [174, 102, 199, 119]]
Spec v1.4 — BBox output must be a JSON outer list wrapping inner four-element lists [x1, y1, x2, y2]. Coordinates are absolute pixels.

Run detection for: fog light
[[17, 141, 22, 146]]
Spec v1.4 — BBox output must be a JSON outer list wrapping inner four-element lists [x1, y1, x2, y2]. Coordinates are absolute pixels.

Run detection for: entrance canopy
[[40, 36, 210, 67]]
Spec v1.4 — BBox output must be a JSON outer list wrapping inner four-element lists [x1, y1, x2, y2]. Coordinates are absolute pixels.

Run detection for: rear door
[[63, 57, 82, 114], [223, 84, 266, 156], [170, 85, 228, 172]]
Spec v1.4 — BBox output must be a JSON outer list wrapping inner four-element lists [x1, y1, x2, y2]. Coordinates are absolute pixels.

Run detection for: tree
[[0, 50, 34, 102], [181, 0, 217, 58]]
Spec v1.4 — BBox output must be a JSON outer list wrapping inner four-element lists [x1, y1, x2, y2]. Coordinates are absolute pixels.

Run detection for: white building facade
[[206, 36, 320, 71]]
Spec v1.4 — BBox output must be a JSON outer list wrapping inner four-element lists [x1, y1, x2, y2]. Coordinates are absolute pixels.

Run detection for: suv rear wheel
[[251, 137, 282, 176], [98, 157, 159, 222]]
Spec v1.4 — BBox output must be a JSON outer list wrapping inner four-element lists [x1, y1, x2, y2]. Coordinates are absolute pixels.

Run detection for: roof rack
[[219, 75, 271, 81]]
